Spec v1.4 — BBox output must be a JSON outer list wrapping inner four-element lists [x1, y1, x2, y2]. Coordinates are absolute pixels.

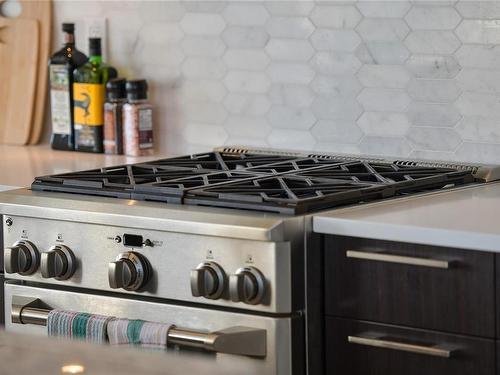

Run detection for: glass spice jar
[[122, 79, 154, 157], [103, 78, 127, 154]]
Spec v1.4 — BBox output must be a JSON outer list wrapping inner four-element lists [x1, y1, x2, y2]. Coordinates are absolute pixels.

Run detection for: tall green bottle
[[73, 38, 110, 153]]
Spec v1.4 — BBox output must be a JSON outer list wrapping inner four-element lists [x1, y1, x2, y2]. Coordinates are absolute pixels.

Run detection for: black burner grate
[[31, 152, 476, 214]]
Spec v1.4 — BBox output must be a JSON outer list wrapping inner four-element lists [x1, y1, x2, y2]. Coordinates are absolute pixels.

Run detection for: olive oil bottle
[[49, 23, 87, 151], [73, 38, 110, 153]]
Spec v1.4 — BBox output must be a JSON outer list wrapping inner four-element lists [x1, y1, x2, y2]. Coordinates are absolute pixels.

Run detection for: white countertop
[[313, 182, 500, 252], [0, 144, 164, 187]]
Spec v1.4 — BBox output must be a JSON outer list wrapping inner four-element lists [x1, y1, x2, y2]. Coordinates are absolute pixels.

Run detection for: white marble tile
[[405, 6, 461, 30], [405, 31, 461, 54], [267, 129, 317, 150], [223, 49, 270, 71], [356, 1, 411, 18], [358, 136, 412, 157], [310, 5, 362, 29], [266, 17, 315, 39], [224, 93, 271, 116], [264, 2, 314, 16], [181, 36, 226, 58], [311, 52, 362, 75], [182, 123, 228, 145], [408, 79, 462, 103], [456, 69, 500, 94], [267, 106, 317, 130], [224, 116, 272, 138], [269, 84, 315, 108], [311, 75, 363, 97], [183, 1, 227, 14], [183, 100, 228, 124], [355, 41, 410, 65], [407, 102, 462, 126], [224, 71, 271, 94], [310, 29, 361, 52], [311, 95, 363, 121], [265, 39, 314, 61], [267, 62, 316, 84], [455, 116, 500, 142], [356, 19, 410, 42], [357, 65, 411, 89], [223, 3, 269, 26], [222, 26, 270, 48], [357, 88, 411, 112], [139, 22, 184, 44], [455, 142, 500, 164], [357, 112, 411, 136], [180, 80, 227, 103], [410, 149, 457, 161], [456, 1, 500, 19], [455, 20, 500, 44], [455, 45, 500, 69], [311, 120, 364, 143], [180, 13, 226, 35], [137, 1, 186, 22], [406, 55, 461, 79], [407, 127, 462, 151], [181, 57, 227, 79], [455, 92, 500, 117]]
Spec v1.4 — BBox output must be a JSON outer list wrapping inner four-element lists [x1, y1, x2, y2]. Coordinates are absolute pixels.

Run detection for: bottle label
[[138, 108, 153, 149], [49, 65, 71, 135], [73, 83, 105, 127]]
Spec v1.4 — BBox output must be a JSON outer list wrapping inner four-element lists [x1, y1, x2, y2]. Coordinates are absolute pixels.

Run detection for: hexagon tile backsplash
[[53, 1, 500, 163]]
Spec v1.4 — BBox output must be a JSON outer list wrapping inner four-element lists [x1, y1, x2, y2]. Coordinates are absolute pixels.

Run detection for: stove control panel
[[40, 245, 77, 280], [108, 252, 151, 291], [4, 240, 39, 275], [229, 267, 266, 305], [190, 262, 226, 300]]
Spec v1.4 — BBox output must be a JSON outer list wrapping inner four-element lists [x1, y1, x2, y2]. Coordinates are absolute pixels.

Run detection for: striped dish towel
[[107, 318, 172, 350], [47, 310, 115, 344]]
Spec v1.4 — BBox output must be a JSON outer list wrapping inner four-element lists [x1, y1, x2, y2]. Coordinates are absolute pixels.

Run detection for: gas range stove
[[30, 146, 496, 214], [2, 147, 500, 375]]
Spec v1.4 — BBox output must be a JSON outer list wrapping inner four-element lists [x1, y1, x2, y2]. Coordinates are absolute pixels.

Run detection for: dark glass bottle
[[49, 23, 87, 151], [73, 38, 110, 153]]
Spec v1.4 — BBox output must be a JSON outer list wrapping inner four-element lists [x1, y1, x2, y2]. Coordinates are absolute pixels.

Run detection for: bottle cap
[[62, 23, 74, 33], [89, 38, 102, 57], [126, 79, 148, 101], [106, 78, 127, 101]]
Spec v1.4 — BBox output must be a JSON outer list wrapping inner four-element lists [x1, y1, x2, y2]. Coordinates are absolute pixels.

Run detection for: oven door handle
[[11, 296, 267, 357]]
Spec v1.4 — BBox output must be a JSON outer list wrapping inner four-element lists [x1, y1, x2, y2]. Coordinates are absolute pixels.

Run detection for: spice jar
[[122, 79, 154, 157], [104, 78, 127, 154]]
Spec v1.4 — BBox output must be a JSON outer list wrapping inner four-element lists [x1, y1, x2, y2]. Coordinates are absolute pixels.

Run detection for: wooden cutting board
[[18, 0, 52, 145], [0, 17, 39, 145]]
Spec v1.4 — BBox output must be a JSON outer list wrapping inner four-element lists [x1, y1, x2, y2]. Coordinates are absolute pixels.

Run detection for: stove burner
[[31, 152, 475, 214]]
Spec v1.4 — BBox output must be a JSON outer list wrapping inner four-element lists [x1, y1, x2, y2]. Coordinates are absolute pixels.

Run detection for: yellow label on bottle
[[73, 83, 105, 126]]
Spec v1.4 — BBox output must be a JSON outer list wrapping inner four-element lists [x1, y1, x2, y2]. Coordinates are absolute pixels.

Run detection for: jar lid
[[62, 23, 74, 33], [126, 79, 148, 100], [106, 78, 126, 100]]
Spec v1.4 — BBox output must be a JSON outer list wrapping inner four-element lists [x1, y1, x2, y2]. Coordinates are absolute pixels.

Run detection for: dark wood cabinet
[[325, 317, 495, 375], [324, 236, 495, 337]]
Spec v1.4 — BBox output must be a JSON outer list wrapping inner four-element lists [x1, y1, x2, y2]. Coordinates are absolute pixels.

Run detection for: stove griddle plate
[[31, 152, 475, 214]]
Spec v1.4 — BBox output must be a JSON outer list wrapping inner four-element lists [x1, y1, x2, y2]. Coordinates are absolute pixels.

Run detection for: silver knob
[[4, 241, 39, 275], [229, 267, 266, 305], [108, 252, 150, 291], [40, 245, 76, 280], [190, 262, 226, 300]]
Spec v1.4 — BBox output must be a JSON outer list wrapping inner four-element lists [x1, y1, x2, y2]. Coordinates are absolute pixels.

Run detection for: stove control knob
[[40, 245, 76, 280], [4, 240, 39, 275], [229, 267, 266, 305], [190, 262, 226, 300], [108, 252, 150, 291]]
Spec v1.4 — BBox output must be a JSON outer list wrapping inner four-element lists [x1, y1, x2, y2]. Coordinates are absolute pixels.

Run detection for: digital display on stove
[[123, 234, 143, 247]]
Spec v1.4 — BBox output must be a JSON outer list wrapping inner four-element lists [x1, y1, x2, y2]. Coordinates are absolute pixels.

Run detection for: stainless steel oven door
[[5, 281, 301, 375]]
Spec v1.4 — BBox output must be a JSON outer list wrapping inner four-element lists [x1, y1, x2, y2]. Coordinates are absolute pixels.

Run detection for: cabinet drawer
[[325, 317, 495, 375], [324, 236, 495, 337]]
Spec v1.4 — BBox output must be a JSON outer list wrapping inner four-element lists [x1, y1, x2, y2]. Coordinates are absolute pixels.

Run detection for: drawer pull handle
[[346, 250, 450, 269], [348, 334, 454, 358]]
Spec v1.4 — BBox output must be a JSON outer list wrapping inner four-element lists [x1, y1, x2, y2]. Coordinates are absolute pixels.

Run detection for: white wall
[[51, 1, 500, 163]]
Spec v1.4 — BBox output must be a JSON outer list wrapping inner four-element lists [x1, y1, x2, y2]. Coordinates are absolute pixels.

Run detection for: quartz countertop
[[313, 182, 500, 252], [0, 144, 162, 187]]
